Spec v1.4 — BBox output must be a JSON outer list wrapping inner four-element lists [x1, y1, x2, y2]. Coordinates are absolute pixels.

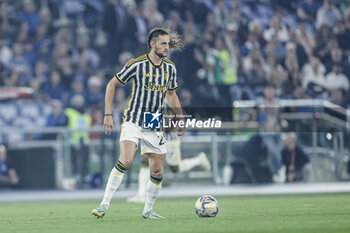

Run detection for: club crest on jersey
[[143, 111, 162, 129]]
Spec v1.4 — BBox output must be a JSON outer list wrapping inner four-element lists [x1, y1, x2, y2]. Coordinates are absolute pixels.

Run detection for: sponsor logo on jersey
[[144, 81, 166, 93]]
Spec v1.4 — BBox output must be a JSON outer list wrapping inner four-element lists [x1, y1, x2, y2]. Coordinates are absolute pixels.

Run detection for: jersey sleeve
[[168, 66, 178, 90], [115, 60, 137, 84]]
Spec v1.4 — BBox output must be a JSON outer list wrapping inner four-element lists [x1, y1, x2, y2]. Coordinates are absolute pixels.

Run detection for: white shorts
[[120, 122, 166, 155], [166, 132, 182, 166]]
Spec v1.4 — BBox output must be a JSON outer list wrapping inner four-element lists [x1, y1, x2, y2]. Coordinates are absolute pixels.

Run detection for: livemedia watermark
[[143, 110, 222, 130]]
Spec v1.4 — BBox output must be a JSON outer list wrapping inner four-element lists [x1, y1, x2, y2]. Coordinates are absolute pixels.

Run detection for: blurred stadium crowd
[[1, 0, 350, 187], [0, 0, 350, 125]]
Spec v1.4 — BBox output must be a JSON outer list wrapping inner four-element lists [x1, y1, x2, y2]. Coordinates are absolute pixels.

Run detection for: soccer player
[[92, 28, 185, 219], [127, 101, 211, 203]]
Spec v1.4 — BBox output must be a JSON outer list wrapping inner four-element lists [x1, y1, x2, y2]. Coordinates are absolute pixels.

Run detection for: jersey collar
[[146, 54, 164, 69]]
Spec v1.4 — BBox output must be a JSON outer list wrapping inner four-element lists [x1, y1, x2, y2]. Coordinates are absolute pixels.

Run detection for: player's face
[[154, 35, 170, 58]]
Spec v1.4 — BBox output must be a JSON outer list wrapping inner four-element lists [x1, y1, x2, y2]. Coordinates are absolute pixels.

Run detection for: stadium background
[[0, 0, 349, 194]]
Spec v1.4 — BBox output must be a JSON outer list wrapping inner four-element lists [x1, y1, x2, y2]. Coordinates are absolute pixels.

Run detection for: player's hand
[[177, 118, 185, 136], [104, 115, 114, 135]]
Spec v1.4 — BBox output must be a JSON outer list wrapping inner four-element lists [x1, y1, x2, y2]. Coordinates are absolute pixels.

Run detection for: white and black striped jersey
[[115, 54, 178, 127]]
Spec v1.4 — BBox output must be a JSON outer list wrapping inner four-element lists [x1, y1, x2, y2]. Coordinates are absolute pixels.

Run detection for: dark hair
[[147, 28, 184, 51], [147, 28, 168, 49]]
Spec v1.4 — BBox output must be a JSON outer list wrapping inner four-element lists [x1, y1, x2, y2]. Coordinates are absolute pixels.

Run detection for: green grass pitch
[[0, 193, 349, 233]]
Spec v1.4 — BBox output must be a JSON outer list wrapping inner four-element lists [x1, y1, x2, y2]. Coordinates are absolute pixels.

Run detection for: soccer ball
[[194, 195, 219, 217]]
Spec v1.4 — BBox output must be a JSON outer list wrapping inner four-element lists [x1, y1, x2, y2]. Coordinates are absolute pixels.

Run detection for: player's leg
[[178, 152, 211, 172], [142, 153, 166, 219], [92, 140, 137, 218], [127, 156, 150, 203], [101, 140, 137, 205], [167, 138, 211, 173]]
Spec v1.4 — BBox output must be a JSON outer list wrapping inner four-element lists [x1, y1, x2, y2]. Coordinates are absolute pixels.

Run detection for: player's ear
[[150, 40, 155, 49]]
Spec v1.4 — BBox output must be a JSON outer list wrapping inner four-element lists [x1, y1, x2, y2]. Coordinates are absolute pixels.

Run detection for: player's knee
[[151, 169, 163, 177], [123, 159, 133, 167]]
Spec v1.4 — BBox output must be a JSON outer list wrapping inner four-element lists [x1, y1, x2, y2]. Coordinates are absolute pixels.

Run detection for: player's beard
[[155, 48, 167, 58]]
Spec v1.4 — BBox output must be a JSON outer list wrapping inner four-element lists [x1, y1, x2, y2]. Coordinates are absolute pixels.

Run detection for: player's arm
[[104, 59, 136, 134], [166, 89, 185, 136], [104, 77, 122, 135]]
